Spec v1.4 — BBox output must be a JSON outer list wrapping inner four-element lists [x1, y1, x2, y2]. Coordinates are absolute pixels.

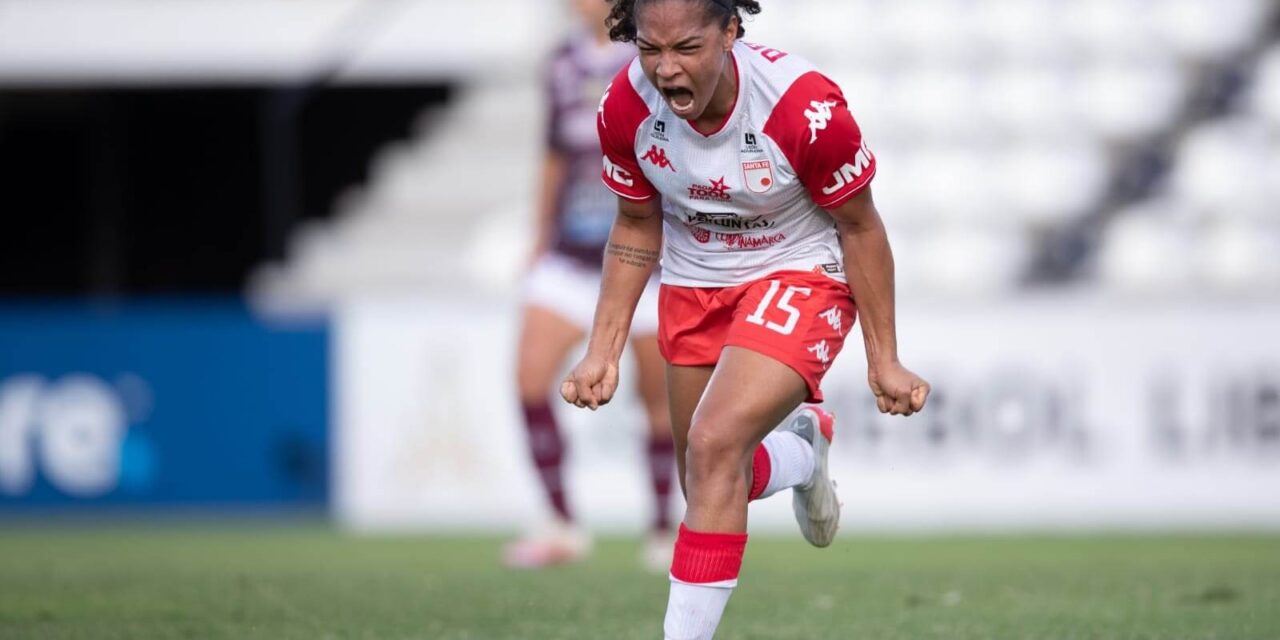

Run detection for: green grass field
[[1, 526, 1278, 639]]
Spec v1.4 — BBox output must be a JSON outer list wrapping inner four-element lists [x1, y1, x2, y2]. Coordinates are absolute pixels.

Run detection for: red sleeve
[[597, 65, 657, 202], [763, 71, 876, 209]]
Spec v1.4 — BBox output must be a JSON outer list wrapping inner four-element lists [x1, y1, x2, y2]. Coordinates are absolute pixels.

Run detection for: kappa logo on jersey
[[805, 100, 839, 144], [642, 145, 677, 172], [684, 211, 775, 231], [689, 177, 732, 202], [821, 146, 874, 195], [742, 160, 774, 193], [597, 87, 611, 127], [603, 155, 634, 187]]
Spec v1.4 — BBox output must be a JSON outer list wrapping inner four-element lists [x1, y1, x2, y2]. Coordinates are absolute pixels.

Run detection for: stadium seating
[[254, 0, 1279, 304], [1098, 39, 1280, 292]]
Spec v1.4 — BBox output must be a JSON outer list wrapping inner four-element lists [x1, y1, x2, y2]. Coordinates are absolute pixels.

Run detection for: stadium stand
[[250, 0, 1280, 305], [1098, 27, 1280, 291]]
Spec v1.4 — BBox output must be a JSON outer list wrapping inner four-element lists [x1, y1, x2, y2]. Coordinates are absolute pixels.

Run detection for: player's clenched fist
[[868, 361, 930, 417], [560, 354, 620, 411]]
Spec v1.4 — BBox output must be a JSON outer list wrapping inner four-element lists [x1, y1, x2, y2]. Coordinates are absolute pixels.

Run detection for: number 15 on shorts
[[745, 280, 811, 336]]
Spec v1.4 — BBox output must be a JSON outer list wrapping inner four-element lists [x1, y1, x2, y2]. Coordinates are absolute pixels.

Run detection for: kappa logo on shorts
[[642, 145, 677, 172], [808, 340, 832, 368], [688, 177, 732, 202], [819, 306, 844, 336]]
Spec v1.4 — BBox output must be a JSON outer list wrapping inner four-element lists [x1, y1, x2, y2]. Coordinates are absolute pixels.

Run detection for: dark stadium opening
[[0, 84, 453, 297]]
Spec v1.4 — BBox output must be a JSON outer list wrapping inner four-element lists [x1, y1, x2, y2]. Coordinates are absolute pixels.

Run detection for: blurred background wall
[[1, 0, 1278, 532]]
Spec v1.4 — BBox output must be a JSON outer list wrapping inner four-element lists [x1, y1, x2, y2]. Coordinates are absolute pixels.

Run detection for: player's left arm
[[825, 190, 929, 416]]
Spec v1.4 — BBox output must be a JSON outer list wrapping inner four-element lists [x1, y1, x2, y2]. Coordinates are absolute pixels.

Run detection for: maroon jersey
[[545, 32, 637, 266]]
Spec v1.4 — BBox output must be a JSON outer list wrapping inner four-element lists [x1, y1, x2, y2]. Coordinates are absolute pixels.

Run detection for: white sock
[[757, 431, 815, 499], [664, 578, 736, 640]]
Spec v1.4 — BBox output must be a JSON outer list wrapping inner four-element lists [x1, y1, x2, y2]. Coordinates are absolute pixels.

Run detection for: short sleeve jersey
[[545, 33, 638, 266], [597, 41, 876, 287]]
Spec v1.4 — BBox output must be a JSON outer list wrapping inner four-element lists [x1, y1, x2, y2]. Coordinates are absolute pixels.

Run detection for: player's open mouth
[[662, 88, 696, 116]]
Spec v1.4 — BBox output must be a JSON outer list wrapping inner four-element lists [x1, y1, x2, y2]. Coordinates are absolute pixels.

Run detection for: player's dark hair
[[606, 0, 761, 43]]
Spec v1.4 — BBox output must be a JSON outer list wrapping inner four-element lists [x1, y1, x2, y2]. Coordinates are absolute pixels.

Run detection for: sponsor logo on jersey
[[683, 221, 711, 244], [742, 160, 774, 194], [812, 262, 843, 275], [603, 155, 635, 187], [718, 231, 787, 250], [742, 42, 789, 63], [684, 211, 775, 231], [652, 120, 669, 141], [741, 132, 763, 154], [821, 146, 874, 196], [642, 145, 677, 172], [688, 176, 732, 201], [805, 99, 839, 144]]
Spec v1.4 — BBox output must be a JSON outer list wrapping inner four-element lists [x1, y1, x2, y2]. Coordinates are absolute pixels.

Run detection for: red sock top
[[670, 523, 748, 584], [747, 444, 771, 501]]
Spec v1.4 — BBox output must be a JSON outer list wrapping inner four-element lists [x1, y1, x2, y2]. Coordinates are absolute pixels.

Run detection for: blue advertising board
[[0, 300, 328, 509]]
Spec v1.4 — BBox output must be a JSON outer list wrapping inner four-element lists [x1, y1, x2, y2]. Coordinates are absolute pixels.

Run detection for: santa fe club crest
[[742, 160, 774, 194]]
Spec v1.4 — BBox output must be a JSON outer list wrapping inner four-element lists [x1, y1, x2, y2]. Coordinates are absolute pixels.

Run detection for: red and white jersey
[[597, 40, 876, 287]]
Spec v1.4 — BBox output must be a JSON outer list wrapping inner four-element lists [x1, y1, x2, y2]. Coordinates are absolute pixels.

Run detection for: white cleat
[[640, 529, 676, 574], [502, 519, 593, 569], [784, 405, 840, 548]]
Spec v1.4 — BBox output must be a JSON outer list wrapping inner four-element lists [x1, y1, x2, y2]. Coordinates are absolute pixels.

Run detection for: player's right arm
[[561, 196, 663, 410], [561, 67, 660, 410]]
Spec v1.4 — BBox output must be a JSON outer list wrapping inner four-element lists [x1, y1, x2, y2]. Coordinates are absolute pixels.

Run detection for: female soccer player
[[505, 0, 676, 571], [561, 0, 930, 636]]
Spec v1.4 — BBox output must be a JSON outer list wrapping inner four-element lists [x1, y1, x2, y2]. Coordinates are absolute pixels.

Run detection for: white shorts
[[523, 253, 661, 335]]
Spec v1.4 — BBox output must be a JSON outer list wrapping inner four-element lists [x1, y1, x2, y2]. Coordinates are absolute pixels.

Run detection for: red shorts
[[657, 271, 857, 403]]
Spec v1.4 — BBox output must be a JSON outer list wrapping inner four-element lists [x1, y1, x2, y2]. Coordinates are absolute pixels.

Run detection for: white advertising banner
[[335, 295, 1280, 533]]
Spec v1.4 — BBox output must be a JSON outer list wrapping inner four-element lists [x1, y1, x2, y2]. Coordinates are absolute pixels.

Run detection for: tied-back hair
[[606, 0, 762, 43]]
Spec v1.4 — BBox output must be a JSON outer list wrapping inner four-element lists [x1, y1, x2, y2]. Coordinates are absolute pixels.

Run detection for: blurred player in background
[[562, 0, 930, 636], [504, 0, 676, 572]]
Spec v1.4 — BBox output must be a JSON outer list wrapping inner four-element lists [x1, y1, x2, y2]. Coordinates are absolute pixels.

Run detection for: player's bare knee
[[684, 418, 750, 484]]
